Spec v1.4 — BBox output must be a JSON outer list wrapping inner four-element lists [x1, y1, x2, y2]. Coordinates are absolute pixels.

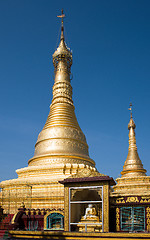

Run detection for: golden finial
[[128, 103, 135, 129], [128, 103, 132, 118], [53, 9, 72, 76], [57, 9, 65, 40]]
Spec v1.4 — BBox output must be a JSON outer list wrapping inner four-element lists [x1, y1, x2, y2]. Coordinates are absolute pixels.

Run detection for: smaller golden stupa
[[113, 104, 150, 196]]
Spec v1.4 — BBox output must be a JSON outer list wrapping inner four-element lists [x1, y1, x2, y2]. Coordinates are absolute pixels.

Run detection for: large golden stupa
[[0, 11, 96, 214]]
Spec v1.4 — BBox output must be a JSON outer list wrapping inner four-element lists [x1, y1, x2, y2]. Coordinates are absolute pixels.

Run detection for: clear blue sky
[[0, 0, 150, 182]]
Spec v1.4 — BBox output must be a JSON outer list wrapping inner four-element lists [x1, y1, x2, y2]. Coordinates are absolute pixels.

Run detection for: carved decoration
[[70, 168, 105, 178], [116, 197, 125, 204], [126, 197, 139, 203], [116, 196, 150, 205], [140, 197, 150, 203]]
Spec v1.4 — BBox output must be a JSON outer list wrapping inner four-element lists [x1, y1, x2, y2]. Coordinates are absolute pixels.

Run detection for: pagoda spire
[[28, 10, 95, 168], [121, 104, 146, 177]]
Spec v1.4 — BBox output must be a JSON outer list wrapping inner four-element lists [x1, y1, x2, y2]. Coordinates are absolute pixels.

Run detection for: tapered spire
[[28, 10, 95, 167], [121, 104, 146, 177]]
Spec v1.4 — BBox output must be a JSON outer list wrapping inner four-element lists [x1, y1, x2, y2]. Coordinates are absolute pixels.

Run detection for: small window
[[47, 213, 64, 230], [121, 207, 145, 232], [27, 219, 38, 231]]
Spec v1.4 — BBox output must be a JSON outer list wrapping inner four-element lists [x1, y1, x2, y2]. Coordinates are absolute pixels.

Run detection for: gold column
[[103, 183, 109, 232], [64, 186, 70, 231]]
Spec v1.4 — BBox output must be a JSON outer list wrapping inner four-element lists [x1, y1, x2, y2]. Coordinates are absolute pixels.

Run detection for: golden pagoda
[[113, 105, 150, 196], [1, 11, 150, 238], [0, 10, 96, 214]]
